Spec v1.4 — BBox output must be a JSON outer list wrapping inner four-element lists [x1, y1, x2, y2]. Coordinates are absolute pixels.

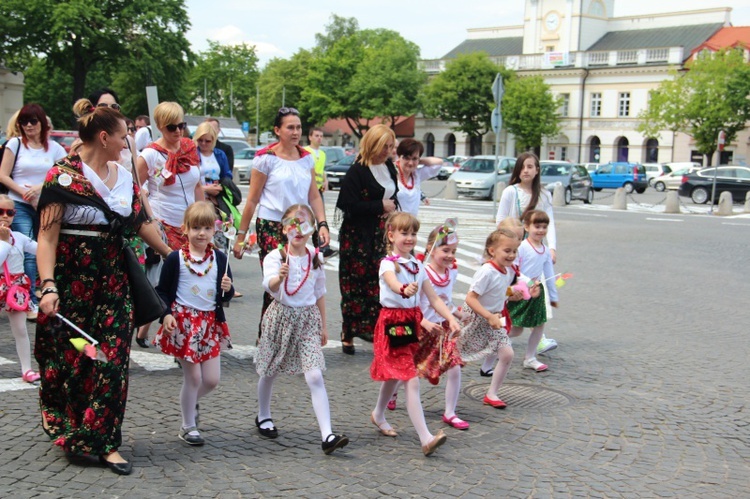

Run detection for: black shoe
[[322, 434, 349, 455], [322, 248, 338, 259], [99, 455, 133, 475], [342, 344, 355, 355], [135, 337, 149, 348], [255, 416, 278, 439], [479, 368, 494, 377]]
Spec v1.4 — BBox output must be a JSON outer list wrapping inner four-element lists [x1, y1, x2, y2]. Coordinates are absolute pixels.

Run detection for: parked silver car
[[539, 161, 594, 204], [234, 148, 258, 184], [451, 156, 515, 199]]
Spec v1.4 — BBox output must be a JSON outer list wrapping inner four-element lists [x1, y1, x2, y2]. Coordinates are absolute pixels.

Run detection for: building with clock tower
[[418, 0, 743, 166]]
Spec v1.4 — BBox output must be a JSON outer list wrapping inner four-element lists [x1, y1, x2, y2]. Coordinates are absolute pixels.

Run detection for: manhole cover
[[464, 383, 574, 409]]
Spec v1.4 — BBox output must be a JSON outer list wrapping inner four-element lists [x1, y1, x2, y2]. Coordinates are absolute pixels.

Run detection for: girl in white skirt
[[460, 228, 523, 409], [255, 204, 348, 455]]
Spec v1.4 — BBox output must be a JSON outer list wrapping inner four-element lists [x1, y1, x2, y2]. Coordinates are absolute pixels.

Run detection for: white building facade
[[418, 1, 745, 166]]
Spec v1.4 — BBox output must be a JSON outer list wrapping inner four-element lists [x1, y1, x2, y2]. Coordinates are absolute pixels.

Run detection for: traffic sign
[[491, 108, 502, 134], [492, 74, 504, 104], [242, 121, 250, 132]]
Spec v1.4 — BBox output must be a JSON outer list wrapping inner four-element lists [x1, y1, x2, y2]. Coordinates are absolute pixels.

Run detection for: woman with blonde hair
[[335, 124, 399, 354]]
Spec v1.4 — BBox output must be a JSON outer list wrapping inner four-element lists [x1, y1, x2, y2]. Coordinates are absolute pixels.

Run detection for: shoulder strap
[[513, 185, 521, 217], [2, 261, 11, 286]]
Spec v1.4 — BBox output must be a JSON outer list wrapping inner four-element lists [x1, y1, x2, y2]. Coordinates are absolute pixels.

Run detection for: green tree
[[638, 48, 750, 164], [422, 52, 506, 153], [503, 75, 561, 152], [187, 41, 260, 122], [0, 0, 192, 123]]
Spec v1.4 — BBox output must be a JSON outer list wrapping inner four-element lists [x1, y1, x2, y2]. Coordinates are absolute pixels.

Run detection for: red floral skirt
[[154, 303, 231, 363], [370, 307, 422, 381], [0, 272, 32, 312], [414, 320, 464, 385]]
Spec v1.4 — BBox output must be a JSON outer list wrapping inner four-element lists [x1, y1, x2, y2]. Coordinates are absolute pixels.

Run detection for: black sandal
[[255, 416, 278, 439], [341, 343, 355, 355]]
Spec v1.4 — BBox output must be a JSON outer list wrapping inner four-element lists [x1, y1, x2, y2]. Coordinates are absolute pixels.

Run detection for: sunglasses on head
[[0, 208, 17, 217], [278, 107, 299, 116], [165, 122, 188, 132], [19, 118, 40, 127], [97, 102, 121, 111]]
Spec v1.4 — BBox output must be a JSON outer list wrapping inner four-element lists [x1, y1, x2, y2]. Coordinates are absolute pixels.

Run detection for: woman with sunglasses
[[34, 98, 171, 475], [85, 88, 137, 170], [135, 102, 203, 347], [232, 107, 330, 338], [0, 104, 67, 318]]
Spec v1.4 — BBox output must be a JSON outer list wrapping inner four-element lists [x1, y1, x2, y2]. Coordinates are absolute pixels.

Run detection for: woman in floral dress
[[35, 99, 171, 475], [335, 125, 398, 353]]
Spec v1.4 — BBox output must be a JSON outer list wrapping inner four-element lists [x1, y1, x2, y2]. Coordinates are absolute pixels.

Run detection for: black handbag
[[121, 238, 166, 328], [384, 320, 419, 347]]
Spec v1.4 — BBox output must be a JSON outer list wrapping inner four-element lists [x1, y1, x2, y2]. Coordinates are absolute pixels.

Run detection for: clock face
[[545, 12, 560, 31]]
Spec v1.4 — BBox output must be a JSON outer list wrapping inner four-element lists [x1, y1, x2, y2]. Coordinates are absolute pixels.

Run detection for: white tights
[[487, 345, 514, 399], [388, 365, 462, 418], [179, 355, 221, 428], [374, 378, 434, 446], [257, 369, 332, 440], [509, 325, 545, 361], [8, 311, 32, 374]]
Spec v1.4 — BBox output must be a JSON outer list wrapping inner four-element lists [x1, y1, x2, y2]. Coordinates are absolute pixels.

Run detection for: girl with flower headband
[[154, 201, 234, 447], [254, 204, 349, 455], [370, 212, 460, 456]]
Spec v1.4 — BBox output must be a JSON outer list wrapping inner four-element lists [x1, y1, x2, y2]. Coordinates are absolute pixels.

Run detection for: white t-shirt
[[397, 163, 442, 215], [468, 263, 516, 313], [140, 148, 201, 227], [135, 126, 153, 154], [370, 164, 396, 200], [496, 185, 557, 250], [517, 239, 558, 302], [6, 138, 66, 204], [62, 162, 134, 225], [0, 231, 37, 274], [419, 265, 458, 323], [175, 249, 219, 312], [253, 153, 314, 222], [379, 255, 427, 309], [200, 152, 221, 184], [262, 246, 326, 307]]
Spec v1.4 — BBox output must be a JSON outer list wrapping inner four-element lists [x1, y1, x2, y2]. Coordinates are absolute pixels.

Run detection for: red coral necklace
[[426, 264, 450, 287], [182, 243, 214, 277], [398, 168, 415, 190], [284, 248, 312, 296]]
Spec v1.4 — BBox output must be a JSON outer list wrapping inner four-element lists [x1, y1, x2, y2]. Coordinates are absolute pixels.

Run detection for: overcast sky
[[184, 0, 750, 66]]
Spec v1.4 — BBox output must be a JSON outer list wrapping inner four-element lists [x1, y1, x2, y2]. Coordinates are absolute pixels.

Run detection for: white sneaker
[[523, 357, 548, 372], [537, 336, 557, 356]]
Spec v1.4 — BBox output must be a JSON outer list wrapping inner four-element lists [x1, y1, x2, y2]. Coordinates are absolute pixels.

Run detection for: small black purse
[[384, 320, 419, 348], [121, 237, 166, 328]]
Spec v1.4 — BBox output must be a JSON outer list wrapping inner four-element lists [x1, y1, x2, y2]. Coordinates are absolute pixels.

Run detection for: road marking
[[0, 378, 37, 393], [646, 218, 684, 222], [721, 222, 750, 226], [0, 355, 17, 366]]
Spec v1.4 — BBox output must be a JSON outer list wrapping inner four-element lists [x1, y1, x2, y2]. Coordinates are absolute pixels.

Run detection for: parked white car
[[652, 166, 701, 192], [451, 156, 515, 199]]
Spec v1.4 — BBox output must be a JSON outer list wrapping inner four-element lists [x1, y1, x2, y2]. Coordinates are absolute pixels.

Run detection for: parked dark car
[[539, 161, 594, 204], [325, 155, 356, 190], [49, 130, 79, 153], [678, 166, 750, 204], [590, 162, 648, 193], [321, 146, 347, 167]]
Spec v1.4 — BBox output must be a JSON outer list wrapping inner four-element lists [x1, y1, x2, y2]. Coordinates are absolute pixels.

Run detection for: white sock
[[404, 377, 433, 446], [444, 366, 462, 418], [305, 369, 332, 439], [257, 374, 277, 429], [8, 311, 31, 374]]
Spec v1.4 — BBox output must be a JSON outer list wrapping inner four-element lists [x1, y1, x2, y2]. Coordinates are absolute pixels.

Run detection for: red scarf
[[146, 138, 199, 186]]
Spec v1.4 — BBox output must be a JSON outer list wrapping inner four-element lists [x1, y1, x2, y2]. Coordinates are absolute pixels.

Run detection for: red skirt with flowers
[[0, 272, 32, 312], [154, 303, 232, 363], [414, 320, 464, 385], [370, 307, 422, 381]]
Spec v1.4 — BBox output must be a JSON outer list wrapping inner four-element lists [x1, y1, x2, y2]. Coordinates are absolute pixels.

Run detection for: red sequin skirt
[[370, 307, 422, 381]]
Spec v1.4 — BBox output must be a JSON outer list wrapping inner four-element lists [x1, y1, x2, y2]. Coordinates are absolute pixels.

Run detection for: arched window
[[424, 133, 435, 157], [445, 134, 456, 157], [589, 136, 601, 163], [645, 138, 658, 163], [617, 137, 629, 162]]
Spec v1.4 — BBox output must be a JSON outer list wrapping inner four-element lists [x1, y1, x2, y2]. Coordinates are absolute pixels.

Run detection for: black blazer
[[336, 159, 399, 235], [156, 249, 234, 323]]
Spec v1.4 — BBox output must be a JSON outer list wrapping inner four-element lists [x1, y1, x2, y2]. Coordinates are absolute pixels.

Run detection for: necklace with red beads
[[398, 168, 415, 190], [284, 248, 312, 296], [182, 242, 214, 277], [401, 259, 419, 275], [529, 240, 545, 255], [426, 263, 450, 287]]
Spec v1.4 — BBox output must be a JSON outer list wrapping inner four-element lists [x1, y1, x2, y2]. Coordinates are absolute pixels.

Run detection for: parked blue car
[[590, 162, 648, 193]]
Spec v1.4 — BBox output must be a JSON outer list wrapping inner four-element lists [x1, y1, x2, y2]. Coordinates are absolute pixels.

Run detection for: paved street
[[0, 185, 749, 498]]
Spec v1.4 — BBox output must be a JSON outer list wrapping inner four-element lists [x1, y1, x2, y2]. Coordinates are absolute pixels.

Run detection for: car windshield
[[335, 155, 355, 166], [460, 159, 495, 173], [541, 164, 571, 176], [237, 149, 256, 159]]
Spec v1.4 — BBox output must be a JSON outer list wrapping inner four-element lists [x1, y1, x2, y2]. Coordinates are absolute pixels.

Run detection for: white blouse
[[379, 255, 427, 309], [370, 164, 396, 200], [397, 163, 442, 215], [175, 250, 220, 312], [262, 246, 326, 307], [253, 153, 314, 222], [468, 263, 516, 313], [496, 185, 557, 250], [62, 162, 134, 225], [0, 232, 37, 274], [140, 148, 201, 227], [419, 266, 458, 323]]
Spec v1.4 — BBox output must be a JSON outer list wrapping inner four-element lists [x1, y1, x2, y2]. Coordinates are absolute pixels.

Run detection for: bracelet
[[237, 229, 247, 235], [399, 283, 409, 299], [41, 287, 59, 297], [41, 278, 56, 285], [317, 221, 329, 230]]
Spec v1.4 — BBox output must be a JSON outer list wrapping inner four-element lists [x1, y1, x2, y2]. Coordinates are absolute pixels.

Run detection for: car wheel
[[593, 187, 602, 192], [564, 187, 572, 205], [623, 181, 634, 193], [635, 187, 646, 194], [648, 178, 655, 187], [691, 186, 710, 204], [583, 188, 594, 204], [654, 181, 666, 192]]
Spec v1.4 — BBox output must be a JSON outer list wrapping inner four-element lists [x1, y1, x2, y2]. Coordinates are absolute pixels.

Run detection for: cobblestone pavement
[[0, 196, 748, 498]]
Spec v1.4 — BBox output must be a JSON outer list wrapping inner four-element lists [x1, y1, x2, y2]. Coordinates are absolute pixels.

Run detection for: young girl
[[507, 210, 559, 372], [0, 195, 39, 383], [460, 229, 523, 409], [414, 221, 470, 430], [370, 212, 460, 456], [255, 204, 348, 455], [155, 201, 234, 446]]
